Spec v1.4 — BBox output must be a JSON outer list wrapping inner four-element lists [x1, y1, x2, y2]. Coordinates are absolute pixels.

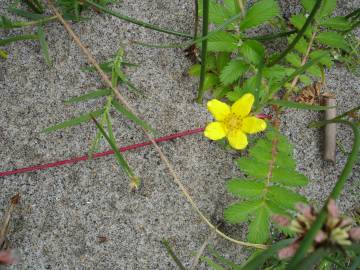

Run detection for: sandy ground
[[0, 0, 359, 269]]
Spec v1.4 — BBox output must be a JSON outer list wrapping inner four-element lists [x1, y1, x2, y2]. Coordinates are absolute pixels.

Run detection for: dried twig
[[324, 95, 337, 163], [46, 1, 266, 249]]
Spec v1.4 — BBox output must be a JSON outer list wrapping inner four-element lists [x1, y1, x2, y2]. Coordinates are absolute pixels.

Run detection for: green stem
[[310, 105, 360, 126], [194, 0, 199, 40], [267, 0, 322, 67], [250, 30, 296, 41], [287, 120, 360, 269], [85, 0, 193, 38], [0, 34, 38, 46], [196, 0, 209, 104]]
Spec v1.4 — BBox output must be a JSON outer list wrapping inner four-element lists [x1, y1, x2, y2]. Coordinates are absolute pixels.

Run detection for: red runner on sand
[[0, 128, 205, 177]]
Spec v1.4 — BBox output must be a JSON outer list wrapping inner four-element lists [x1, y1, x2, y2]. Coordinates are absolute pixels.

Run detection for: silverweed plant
[[179, 0, 360, 269], [1, 0, 360, 269]]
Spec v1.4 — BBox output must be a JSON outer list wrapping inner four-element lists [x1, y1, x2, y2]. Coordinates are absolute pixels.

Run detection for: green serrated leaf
[[188, 64, 201, 76], [263, 65, 288, 81], [272, 169, 308, 186], [271, 131, 294, 154], [207, 54, 217, 71], [286, 52, 302, 67], [237, 157, 268, 179], [224, 200, 263, 223], [299, 74, 312, 85], [226, 87, 243, 102], [301, 0, 337, 18], [65, 88, 112, 104], [268, 186, 307, 210], [320, 16, 352, 30], [265, 200, 290, 216], [307, 65, 322, 77], [43, 109, 104, 133], [216, 52, 231, 73], [207, 31, 238, 52], [289, 14, 312, 38], [213, 85, 230, 99], [309, 50, 332, 68], [240, 40, 265, 65], [227, 179, 265, 198], [199, 0, 236, 27], [204, 73, 219, 90], [220, 59, 249, 85], [240, 0, 280, 30], [294, 37, 308, 55], [269, 54, 326, 96], [250, 138, 295, 169], [224, 0, 238, 14], [316, 32, 350, 52], [248, 206, 270, 243], [268, 99, 334, 111], [37, 26, 51, 66]]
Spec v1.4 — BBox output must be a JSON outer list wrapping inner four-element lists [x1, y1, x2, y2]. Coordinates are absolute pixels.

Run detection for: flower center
[[225, 113, 243, 132]]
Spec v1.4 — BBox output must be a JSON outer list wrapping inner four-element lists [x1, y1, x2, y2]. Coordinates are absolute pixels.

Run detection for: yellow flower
[[204, 93, 267, 150]]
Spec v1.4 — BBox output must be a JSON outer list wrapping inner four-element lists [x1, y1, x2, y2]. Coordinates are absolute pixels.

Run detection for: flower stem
[[287, 120, 360, 269]]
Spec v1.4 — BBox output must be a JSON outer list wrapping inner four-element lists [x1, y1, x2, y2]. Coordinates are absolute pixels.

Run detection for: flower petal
[[278, 242, 300, 260], [207, 99, 231, 121], [272, 215, 291, 227], [349, 227, 360, 241], [227, 130, 248, 150], [231, 93, 254, 117], [242, 116, 267, 134], [204, 122, 226, 140]]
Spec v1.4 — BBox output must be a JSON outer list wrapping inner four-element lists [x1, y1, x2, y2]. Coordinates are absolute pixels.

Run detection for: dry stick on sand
[[324, 96, 337, 163], [46, 1, 266, 249]]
